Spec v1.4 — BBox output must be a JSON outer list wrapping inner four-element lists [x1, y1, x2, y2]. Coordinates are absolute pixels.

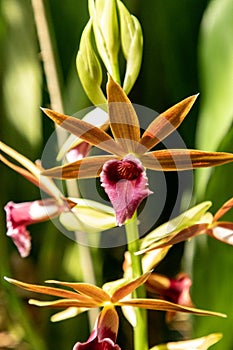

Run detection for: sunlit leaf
[[195, 0, 233, 198]]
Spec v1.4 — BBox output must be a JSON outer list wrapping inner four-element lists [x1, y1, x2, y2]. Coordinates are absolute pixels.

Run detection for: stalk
[[125, 211, 148, 350]]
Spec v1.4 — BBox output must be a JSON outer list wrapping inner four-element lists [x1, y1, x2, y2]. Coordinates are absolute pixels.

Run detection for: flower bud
[[88, 0, 120, 81], [76, 19, 106, 105], [117, 0, 143, 94], [59, 198, 116, 233]]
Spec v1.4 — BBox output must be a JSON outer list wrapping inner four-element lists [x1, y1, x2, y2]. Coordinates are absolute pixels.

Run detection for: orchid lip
[[100, 154, 153, 225]]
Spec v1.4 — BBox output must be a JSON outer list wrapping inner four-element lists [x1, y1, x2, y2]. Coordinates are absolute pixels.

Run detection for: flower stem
[[125, 212, 148, 350]]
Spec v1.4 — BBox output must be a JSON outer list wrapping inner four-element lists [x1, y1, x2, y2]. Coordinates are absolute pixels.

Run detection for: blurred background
[[0, 0, 233, 349]]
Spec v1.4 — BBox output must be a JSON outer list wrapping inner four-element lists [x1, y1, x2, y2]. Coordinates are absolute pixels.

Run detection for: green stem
[[125, 211, 148, 350]]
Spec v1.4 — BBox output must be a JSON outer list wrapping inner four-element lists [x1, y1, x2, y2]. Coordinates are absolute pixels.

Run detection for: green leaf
[[195, 0, 233, 198]]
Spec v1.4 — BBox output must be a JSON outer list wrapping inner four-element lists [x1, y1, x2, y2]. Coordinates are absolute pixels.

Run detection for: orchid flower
[[4, 199, 66, 257], [73, 307, 120, 350], [1, 141, 66, 257], [4, 271, 226, 320], [146, 272, 194, 323], [138, 197, 233, 254], [41, 76, 233, 225], [146, 272, 193, 307], [1, 141, 116, 256]]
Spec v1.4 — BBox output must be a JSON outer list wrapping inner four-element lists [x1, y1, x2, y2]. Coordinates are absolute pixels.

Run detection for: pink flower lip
[[4, 199, 66, 257], [73, 307, 120, 350], [100, 154, 153, 225]]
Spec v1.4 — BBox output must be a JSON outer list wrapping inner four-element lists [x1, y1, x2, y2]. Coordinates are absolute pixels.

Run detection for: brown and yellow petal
[[117, 298, 226, 317], [41, 154, 117, 179], [141, 223, 209, 253], [213, 197, 233, 222], [140, 149, 233, 171], [41, 108, 124, 157], [137, 95, 198, 152], [4, 277, 87, 301], [45, 280, 110, 304], [111, 271, 151, 303], [107, 75, 141, 153]]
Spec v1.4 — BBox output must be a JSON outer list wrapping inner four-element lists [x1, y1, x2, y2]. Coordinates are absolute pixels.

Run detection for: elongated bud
[[117, 0, 143, 94], [76, 19, 106, 105], [88, 0, 120, 82]]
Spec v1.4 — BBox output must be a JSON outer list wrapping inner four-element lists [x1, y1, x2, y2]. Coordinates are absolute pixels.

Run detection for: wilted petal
[[73, 307, 121, 350], [100, 154, 153, 225]]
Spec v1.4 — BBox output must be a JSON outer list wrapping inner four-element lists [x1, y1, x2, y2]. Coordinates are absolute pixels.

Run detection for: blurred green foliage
[[0, 0, 232, 349]]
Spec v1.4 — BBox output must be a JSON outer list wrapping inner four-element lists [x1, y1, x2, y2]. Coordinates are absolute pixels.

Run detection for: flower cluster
[[2, 0, 233, 349]]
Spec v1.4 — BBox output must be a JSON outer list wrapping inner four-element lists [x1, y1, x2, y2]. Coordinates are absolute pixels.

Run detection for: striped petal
[[41, 155, 116, 179], [46, 280, 110, 303], [137, 95, 198, 152], [140, 149, 233, 171], [117, 298, 226, 317], [41, 108, 124, 157], [111, 271, 151, 303], [107, 75, 140, 153], [209, 222, 233, 245], [141, 223, 209, 253], [4, 277, 87, 301], [213, 197, 233, 222]]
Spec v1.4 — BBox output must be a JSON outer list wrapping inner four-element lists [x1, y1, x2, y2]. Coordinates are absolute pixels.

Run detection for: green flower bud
[[76, 19, 106, 105], [59, 198, 116, 233], [117, 0, 143, 94], [88, 0, 120, 83]]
